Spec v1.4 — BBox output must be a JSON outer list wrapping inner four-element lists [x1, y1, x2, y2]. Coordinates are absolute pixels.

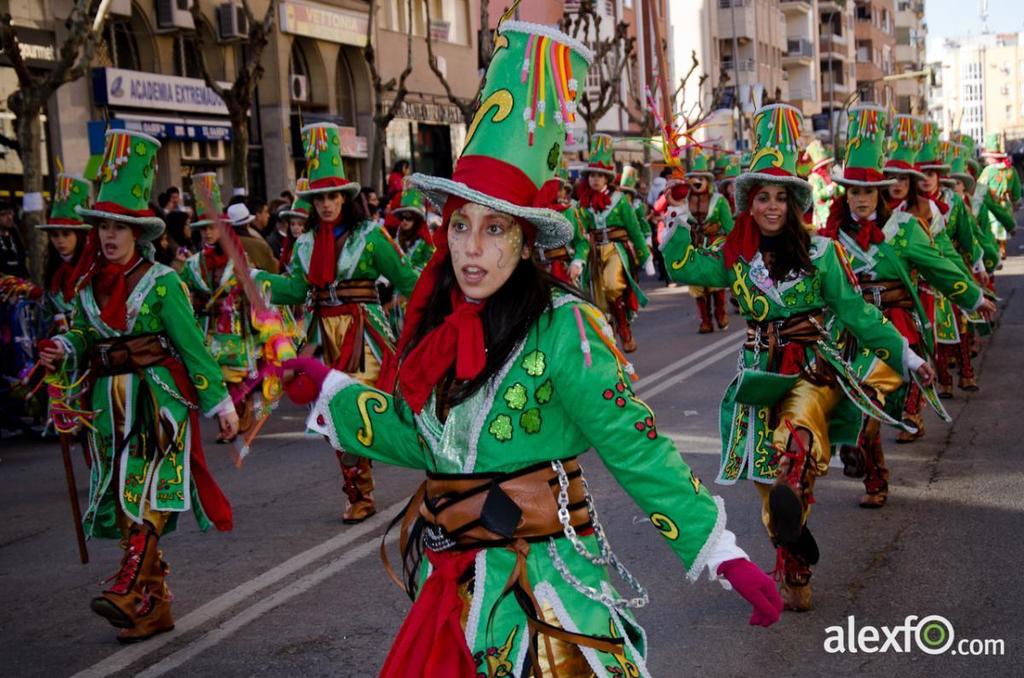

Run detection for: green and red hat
[[617, 165, 640, 194], [685, 147, 715, 179], [392, 186, 427, 220], [410, 21, 594, 249], [555, 163, 572, 189], [981, 131, 1007, 159], [884, 114, 925, 179], [715, 153, 741, 182], [805, 138, 833, 172], [915, 120, 949, 172], [297, 123, 360, 198], [37, 173, 91, 231], [190, 172, 222, 227], [735, 103, 812, 212], [585, 133, 617, 177], [833, 104, 894, 188], [279, 178, 312, 221], [956, 132, 981, 176], [944, 142, 975, 191], [76, 129, 165, 240]]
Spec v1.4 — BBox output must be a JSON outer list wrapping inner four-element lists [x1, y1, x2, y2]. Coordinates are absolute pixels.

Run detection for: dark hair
[[157, 192, 171, 209], [164, 211, 192, 251], [43, 229, 86, 282], [247, 197, 268, 214], [166, 186, 180, 196], [761, 192, 814, 281], [400, 254, 581, 408], [883, 174, 917, 205], [392, 159, 410, 174], [227, 194, 247, 206], [660, 167, 673, 178]]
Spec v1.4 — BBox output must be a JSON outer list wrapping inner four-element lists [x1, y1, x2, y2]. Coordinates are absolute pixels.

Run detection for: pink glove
[[282, 358, 331, 405], [717, 558, 783, 627]]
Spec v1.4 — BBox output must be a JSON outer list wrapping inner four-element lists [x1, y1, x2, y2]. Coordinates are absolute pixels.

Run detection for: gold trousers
[[318, 313, 382, 386]]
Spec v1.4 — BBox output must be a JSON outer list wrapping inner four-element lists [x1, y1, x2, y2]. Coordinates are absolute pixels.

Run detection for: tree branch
[[0, 14, 34, 85], [423, 0, 476, 124]]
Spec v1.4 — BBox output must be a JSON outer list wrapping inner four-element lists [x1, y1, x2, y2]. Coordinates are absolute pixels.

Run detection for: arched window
[[100, 18, 141, 70], [336, 50, 357, 126], [290, 41, 309, 80], [173, 34, 203, 79]]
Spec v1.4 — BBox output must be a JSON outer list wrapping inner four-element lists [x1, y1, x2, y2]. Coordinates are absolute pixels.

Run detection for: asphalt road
[[2, 233, 1022, 677]]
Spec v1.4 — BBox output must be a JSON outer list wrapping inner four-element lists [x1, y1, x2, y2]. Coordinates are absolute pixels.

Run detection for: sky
[[925, 0, 1024, 59]]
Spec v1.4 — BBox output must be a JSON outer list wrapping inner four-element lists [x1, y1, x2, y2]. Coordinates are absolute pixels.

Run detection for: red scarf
[[96, 253, 142, 331], [886, 196, 903, 211], [722, 211, 761, 267], [308, 217, 343, 288], [579, 184, 611, 212], [50, 258, 78, 302], [926, 190, 949, 215], [202, 243, 228, 278], [820, 201, 884, 250]]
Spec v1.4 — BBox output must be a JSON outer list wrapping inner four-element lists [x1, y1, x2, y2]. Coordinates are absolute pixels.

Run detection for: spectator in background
[[647, 167, 671, 207], [360, 186, 382, 222], [165, 185, 181, 212], [248, 197, 270, 236], [386, 159, 410, 202], [0, 201, 29, 278], [264, 199, 291, 259], [226, 202, 278, 272], [164, 211, 195, 272], [280, 189, 295, 204]]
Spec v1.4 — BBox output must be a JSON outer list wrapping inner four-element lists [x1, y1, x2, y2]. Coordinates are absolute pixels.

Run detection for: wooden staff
[[59, 433, 89, 564]]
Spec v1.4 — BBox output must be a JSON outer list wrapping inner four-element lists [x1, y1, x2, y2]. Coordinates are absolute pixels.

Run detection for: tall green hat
[[715, 153, 741, 182], [76, 129, 165, 240], [833, 105, 894, 188], [617, 165, 639, 193], [805, 138, 833, 171], [279, 177, 312, 220], [37, 173, 91, 231], [884, 114, 925, 179], [944, 142, 975, 190], [586, 133, 616, 176], [392, 186, 427, 220], [298, 123, 360, 198], [410, 20, 594, 249], [735, 104, 812, 212], [916, 120, 948, 172], [956, 132, 981, 175], [981, 131, 1007, 158], [740, 151, 752, 171], [190, 172, 222, 227], [555, 163, 572, 189], [685, 148, 715, 179]]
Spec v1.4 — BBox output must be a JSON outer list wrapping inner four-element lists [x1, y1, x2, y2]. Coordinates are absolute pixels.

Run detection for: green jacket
[[308, 293, 733, 674], [54, 263, 232, 538], [687, 192, 734, 247], [576, 192, 651, 310], [662, 227, 910, 483], [941, 189, 983, 273], [179, 252, 258, 373]]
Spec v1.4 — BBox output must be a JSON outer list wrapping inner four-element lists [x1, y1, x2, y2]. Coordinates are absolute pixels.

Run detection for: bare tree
[[190, 0, 276, 197], [422, 0, 487, 126], [0, 0, 105, 281], [559, 0, 636, 138], [363, 0, 415, 190]]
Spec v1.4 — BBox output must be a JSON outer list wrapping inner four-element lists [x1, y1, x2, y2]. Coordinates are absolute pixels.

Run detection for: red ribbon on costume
[[95, 253, 142, 331], [379, 549, 480, 678], [925, 190, 949, 215], [308, 217, 343, 288], [202, 243, 228, 275], [579, 185, 612, 211], [50, 259, 78, 302], [722, 210, 761, 267]]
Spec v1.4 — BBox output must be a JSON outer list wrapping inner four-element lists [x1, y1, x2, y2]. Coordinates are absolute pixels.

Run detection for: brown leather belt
[[590, 227, 629, 245], [311, 279, 380, 307], [744, 310, 827, 351], [90, 333, 177, 377], [858, 279, 914, 310], [537, 246, 571, 263]]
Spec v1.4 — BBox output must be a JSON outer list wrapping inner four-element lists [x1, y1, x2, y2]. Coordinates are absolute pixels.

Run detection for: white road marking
[[638, 339, 742, 401], [68, 499, 408, 678], [633, 330, 742, 390]]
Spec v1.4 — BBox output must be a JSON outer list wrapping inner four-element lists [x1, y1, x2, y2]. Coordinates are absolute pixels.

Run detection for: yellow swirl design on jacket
[[356, 391, 389, 447]]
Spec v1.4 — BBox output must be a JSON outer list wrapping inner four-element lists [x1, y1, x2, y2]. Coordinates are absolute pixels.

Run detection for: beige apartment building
[[892, 0, 926, 114], [853, 0, 895, 104], [818, 0, 856, 134]]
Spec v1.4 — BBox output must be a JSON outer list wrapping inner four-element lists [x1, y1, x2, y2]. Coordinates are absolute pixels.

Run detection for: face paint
[[447, 202, 529, 300]]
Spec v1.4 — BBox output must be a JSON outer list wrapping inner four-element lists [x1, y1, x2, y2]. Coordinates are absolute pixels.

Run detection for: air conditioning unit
[[290, 74, 310, 103], [206, 140, 227, 161], [155, 0, 195, 33], [180, 140, 202, 161], [216, 3, 249, 43], [109, 0, 133, 17]]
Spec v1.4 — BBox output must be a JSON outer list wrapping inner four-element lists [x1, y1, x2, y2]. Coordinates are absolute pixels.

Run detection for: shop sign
[[0, 28, 56, 68], [391, 100, 466, 125], [87, 119, 232, 154], [92, 68, 233, 115], [280, 0, 368, 47]]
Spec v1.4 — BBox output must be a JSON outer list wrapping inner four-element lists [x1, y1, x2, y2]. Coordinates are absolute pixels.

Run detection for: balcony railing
[[786, 38, 814, 58], [718, 0, 750, 7], [722, 58, 757, 73]]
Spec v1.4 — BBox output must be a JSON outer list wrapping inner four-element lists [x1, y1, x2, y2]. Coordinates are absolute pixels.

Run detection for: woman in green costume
[[684, 148, 734, 333], [38, 131, 238, 644], [35, 173, 92, 332], [284, 20, 781, 677], [661, 104, 935, 612]]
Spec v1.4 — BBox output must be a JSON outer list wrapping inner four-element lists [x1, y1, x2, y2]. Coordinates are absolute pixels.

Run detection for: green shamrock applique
[[489, 415, 513, 442], [522, 350, 546, 377], [503, 383, 528, 410]]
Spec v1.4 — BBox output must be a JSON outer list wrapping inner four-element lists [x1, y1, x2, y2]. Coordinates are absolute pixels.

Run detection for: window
[[336, 50, 357, 127], [100, 18, 141, 70], [290, 42, 309, 79], [172, 34, 202, 79], [896, 27, 911, 45]]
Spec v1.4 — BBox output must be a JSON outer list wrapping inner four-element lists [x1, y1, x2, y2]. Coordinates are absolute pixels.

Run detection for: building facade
[[818, 0, 856, 137], [781, 0, 822, 121], [891, 0, 926, 114], [853, 0, 895, 104]]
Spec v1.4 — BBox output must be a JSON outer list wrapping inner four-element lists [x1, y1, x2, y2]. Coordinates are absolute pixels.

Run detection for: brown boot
[[116, 558, 174, 643], [612, 298, 638, 352], [958, 333, 979, 391], [859, 430, 889, 509], [896, 413, 924, 444], [339, 454, 376, 524], [91, 521, 161, 629], [712, 290, 730, 330], [774, 545, 814, 612], [696, 297, 713, 334]]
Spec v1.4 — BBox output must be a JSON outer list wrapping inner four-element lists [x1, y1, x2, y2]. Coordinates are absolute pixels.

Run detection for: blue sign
[[88, 119, 232, 154]]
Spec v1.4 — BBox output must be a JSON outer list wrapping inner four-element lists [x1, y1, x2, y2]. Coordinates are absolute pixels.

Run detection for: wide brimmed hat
[[915, 120, 949, 172], [225, 202, 255, 227], [833, 105, 895, 188], [392, 187, 427, 220], [981, 131, 1007, 158], [617, 165, 640, 193], [190, 172, 222, 227], [76, 129, 165, 241], [685, 148, 715, 179], [884, 114, 926, 179], [297, 123, 361, 198], [584, 133, 617, 177], [805, 139, 833, 172], [715, 153, 741, 182], [279, 177, 311, 220], [37, 174, 91, 231], [956, 132, 981, 176], [410, 20, 594, 249], [944, 142, 975, 191], [735, 104, 812, 212]]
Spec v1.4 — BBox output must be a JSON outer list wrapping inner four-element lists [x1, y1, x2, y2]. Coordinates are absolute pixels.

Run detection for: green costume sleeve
[[619, 197, 650, 264], [56, 296, 97, 372], [368, 226, 418, 297], [711, 194, 734, 235], [569, 207, 590, 264], [551, 305, 724, 576], [948, 195, 982, 269], [310, 374, 428, 470], [660, 224, 732, 288], [257, 245, 310, 306], [983, 192, 1017, 233], [933, 228, 974, 282], [635, 203, 652, 239], [819, 241, 907, 376], [158, 273, 231, 415], [971, 207, 1001, 272], [904, 220, 983, 310], [1010, 166, 1022, 203]]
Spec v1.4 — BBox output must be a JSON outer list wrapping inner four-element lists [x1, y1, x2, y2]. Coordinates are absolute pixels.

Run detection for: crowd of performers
[[1, 16, 1020, 677]]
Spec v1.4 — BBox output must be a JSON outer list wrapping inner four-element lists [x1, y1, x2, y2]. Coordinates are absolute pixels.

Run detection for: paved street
[[2, 235, 1022, 678]]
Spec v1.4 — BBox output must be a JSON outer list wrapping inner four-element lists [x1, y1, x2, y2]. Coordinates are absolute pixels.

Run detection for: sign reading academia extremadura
[[91, 68, 234, 116]]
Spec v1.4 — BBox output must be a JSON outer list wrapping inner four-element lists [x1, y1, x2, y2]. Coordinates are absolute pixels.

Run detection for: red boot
[[695, 297, 713, 334], [958, 332, 978, 391], [712, 290, 730, 330], [612, 298, 638, 352]]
